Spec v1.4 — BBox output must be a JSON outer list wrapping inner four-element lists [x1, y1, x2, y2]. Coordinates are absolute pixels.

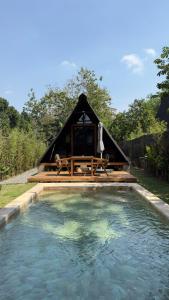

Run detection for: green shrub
[[146, 131, 169, 180], [0, 128, 46, 178]]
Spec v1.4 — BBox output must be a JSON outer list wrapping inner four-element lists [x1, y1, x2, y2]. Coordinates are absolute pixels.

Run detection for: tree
[[7, 106, 19, 128], [24, 88, 74, 141], [154, 47, 169, 128], [110, 95, 166, 141], [154, 46, 169, 92], [156, 93, 169, 128], [24, 68, 114, 141], [65, 68, 113, 128], [110, 112, 131, 142], [0, 97, 19, 134]]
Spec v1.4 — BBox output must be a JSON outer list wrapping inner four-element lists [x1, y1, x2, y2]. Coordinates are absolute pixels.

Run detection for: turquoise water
[[1, 187, 169, 300]]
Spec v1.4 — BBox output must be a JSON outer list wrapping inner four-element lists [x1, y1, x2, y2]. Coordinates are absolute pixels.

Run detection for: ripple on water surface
[[1, 187, 169, 300]]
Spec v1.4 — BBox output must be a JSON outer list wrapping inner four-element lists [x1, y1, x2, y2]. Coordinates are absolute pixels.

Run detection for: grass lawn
[[0, 183, 36, 208], [131, 167, 169, 204]]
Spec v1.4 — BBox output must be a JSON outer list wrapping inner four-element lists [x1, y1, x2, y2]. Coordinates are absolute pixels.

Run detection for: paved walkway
[[0, 168, 38, 184]]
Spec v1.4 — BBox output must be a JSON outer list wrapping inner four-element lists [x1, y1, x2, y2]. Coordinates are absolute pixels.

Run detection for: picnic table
[[67, 156, 108, 176], [39, 156, 108, 176]]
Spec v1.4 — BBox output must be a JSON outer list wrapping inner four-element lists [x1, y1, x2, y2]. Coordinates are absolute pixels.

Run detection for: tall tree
[[24, 88, 74, 141], [154, 47, 169, 128], [156, 93, 169, 128], [154, 46, 169, 92], [65, 68, 113, 128], [0, 97, 19, 133], [24, 68, 114, 141], [110, 95, 166, 141]]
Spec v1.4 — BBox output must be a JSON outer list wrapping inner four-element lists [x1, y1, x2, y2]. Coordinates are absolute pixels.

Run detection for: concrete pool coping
[[0, 182, 169, 229]]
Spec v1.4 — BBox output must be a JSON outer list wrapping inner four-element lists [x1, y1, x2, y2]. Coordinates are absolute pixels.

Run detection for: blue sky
[[0, 0, 169, 112]]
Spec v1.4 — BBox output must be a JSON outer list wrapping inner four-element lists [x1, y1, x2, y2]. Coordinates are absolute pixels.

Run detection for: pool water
[[1, 187, 169, 300]]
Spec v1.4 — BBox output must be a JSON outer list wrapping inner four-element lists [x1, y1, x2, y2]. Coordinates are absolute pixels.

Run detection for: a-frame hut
[[39, 94, 129, 168]]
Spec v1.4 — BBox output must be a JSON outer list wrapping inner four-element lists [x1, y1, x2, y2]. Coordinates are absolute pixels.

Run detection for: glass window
[[77, 112, 92, 124]]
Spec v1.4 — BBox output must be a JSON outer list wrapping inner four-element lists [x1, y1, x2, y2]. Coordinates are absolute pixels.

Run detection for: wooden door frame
[[71, 124, 96, 156]]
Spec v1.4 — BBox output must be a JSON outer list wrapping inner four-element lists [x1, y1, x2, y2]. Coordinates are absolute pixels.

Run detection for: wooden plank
[[108, 162, 129, 166], [71, 159, 73, 176], [40, 161, 129, 167], [28, 177, 136, 183], [40, 163, 57, 166], [28, 171, 137, 183]]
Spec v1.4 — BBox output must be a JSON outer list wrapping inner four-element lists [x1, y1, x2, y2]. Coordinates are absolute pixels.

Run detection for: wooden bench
[[108, 162, 129, 166], [107, 162, 129, 170]]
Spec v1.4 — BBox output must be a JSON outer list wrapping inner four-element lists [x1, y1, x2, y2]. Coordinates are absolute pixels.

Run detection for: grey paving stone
[[0, 168, 38, 184]]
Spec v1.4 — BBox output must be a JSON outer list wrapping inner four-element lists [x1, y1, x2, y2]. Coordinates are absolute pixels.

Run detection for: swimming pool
[[0, 187, 169, 300]]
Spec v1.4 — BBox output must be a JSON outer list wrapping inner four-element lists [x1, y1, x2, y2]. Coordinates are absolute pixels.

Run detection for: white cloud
[[4, 90, 13, 95], [144, 48, 156, 57], [121, 54, 144, 73], [60, 60, 77, 68]]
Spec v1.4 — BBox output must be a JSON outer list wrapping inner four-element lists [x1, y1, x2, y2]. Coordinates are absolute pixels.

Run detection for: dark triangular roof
[[39, 94, 129, 164]]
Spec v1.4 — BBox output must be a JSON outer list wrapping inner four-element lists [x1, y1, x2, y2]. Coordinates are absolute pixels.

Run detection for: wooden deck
[[28, 171, 137, 183]]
